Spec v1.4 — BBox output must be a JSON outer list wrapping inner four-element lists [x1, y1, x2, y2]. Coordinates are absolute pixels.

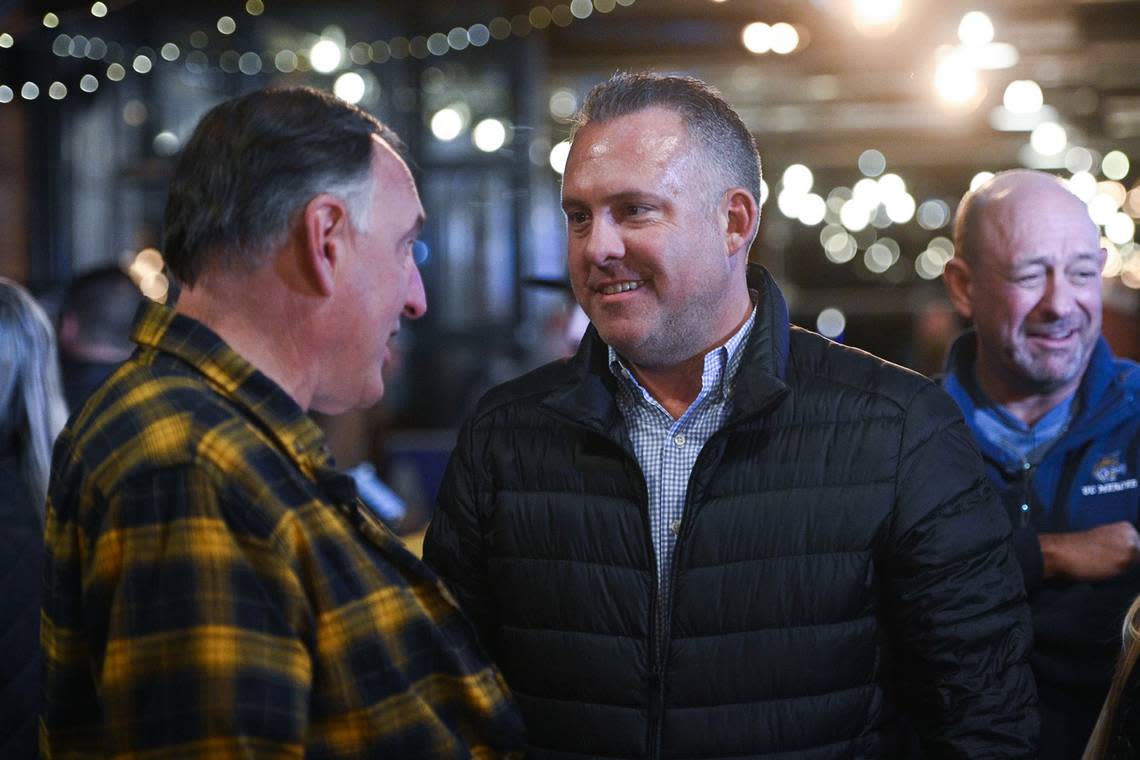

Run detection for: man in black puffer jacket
[[425, 72, 1039, 759]]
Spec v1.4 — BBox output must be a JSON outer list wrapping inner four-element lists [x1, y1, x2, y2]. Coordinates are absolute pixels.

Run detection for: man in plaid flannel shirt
[[41, 87, 524, 758]]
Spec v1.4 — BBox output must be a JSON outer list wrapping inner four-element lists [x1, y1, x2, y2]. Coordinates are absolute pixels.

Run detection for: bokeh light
[[430, 107, 464, 141], [473, 118, 508, 152]]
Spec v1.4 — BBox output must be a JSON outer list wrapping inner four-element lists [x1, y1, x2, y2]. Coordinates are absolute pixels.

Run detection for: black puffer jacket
[[426, 269, 1039, 759]]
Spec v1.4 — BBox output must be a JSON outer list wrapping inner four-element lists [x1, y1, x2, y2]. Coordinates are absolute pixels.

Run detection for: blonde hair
[[1083, 594, 1140, 759], [0, 279, 68, 516]]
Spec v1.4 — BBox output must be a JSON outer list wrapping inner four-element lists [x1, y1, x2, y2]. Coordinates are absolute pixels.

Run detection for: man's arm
[[886, 384, 1039, 758], [423, 419, 497, 651], [42, 464, 312, 758], [1040, 522, 1140, 581]]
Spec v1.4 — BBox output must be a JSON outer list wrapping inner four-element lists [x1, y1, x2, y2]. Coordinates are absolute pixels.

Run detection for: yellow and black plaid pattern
[[42, 300, 524, 758]]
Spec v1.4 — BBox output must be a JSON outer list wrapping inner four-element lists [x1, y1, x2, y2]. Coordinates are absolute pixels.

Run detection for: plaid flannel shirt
[[42, 300, 524, 759]]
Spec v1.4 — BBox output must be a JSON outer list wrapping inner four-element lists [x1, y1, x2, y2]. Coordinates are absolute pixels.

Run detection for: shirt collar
[[131, 299, 333, 477], [607, 305, 758, 406]]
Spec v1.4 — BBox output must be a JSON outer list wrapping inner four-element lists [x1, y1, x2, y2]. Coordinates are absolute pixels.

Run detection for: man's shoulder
[[467, 356, 579, 424], [785, 326, 942, 415], [58, 354, 272, 489]]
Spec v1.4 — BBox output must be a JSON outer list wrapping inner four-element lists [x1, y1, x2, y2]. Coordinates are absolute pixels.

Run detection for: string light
[[1, 0, 640, 107]]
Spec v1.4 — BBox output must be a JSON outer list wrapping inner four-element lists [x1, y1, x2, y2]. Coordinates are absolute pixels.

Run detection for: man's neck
[[971, 360, 1080, 427], [175, 275, 316, 410], [625, 302, 754, 420]]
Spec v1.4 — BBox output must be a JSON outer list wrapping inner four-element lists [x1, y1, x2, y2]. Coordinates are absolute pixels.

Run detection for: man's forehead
[[979, 181, 1096, 245]]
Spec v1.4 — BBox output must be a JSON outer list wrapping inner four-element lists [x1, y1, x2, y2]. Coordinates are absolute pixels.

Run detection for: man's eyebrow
[[1010, 251, 1102, 268], [406, 214, 425, 238], [561, 191, 668, 211]]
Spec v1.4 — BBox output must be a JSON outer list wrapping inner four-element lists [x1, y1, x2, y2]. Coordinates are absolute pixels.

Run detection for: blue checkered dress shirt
[[608, 307, 757, 635]]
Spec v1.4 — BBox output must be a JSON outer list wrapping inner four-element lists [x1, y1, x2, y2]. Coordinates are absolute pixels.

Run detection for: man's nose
[[404, 260, 427, 320], [580, 216, 624, 266], [1037, 271, 1076, 318]]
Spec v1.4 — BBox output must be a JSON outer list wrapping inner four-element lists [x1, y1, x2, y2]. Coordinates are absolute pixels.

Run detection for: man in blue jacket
[[942, 168, 1140, 759]]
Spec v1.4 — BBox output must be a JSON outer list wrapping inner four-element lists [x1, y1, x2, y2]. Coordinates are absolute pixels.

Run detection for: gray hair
[[163, 87, 402, 286], [573, 72, 763, 205], [0, 279, 68, 517]]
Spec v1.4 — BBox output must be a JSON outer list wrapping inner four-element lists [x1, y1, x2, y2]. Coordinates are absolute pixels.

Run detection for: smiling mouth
[[598, 280, 646, 295]]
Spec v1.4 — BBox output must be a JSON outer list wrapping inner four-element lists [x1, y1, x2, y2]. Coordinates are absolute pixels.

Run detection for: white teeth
[[600, 281, 643, 295]]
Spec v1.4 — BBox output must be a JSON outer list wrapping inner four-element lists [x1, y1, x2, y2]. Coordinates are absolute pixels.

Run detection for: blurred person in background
[[0, 278, 67, 758], [56, 265, 142, 412], [41, 86, 523, 758], [942, 168, 1140, 759], [426, 71, 1038, 759]]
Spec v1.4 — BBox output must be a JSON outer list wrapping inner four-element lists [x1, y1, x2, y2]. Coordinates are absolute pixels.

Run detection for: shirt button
[[670, 520, 682, 535], [674, 433, 686, 446], [1022, 461, 1032, 471], [1020, 503, 1030, 513]]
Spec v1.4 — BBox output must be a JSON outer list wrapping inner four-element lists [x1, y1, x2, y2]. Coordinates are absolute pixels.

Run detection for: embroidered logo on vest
[[1081, 452, 1137, 496]]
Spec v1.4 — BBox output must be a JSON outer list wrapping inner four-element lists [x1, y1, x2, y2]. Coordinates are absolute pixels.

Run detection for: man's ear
[[300, 193, 350, 297], [723, 187, 759, 260], [942, 257, 975, 322]]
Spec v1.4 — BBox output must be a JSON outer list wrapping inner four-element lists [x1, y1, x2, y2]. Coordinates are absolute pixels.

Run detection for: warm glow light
[[852, 178, 881, 207], [90, 1, 107, 17], [865, 243, 893, 274], [550, 140, 571, 174], [333, 72, 366, 104], [878, 173, 906, 200], [858, 149, 886, 177], [840, 199, 872, 231], [935, 52, 979, 104], [1089, 193, 1119, 226], [43, 13, 59, 28], [958, 11, 994, 46], [1003, 80, 1043, 114], [970, 171, 994, 191], [1030, 122, 1067, 155], [972, 43, 1019, 70], [777, 190, 804, 219], [1065, 147, 1094, 174], [21, 82, 39, 100], [1106, 213, 1136, 245], [216, 16, 236, 35], [797, 193, 827, 226], [853, 0, 902, 36], [1125, 188, 1140, 219], [473, 118, 507, 152], [549, 88, 577, 119], [742, 22, 772, 54], [816, 308, 846, 338], [1104, 239, 1123, 278], [309, 39, 343, 73], [823, 229, 857, 264], [430, 107, 464, 141], [1103, 151, 1130, 181], [917, 199, 950, 230], [770, 23, 799, 54], [885, 193, 916, 224], [782, 163, 813, 194], [1067, 172, 1097, 203]]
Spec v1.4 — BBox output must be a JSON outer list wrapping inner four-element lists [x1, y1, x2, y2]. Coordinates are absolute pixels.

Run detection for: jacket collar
[[541, 265, 791, 435], [131, 299, 333, 479]]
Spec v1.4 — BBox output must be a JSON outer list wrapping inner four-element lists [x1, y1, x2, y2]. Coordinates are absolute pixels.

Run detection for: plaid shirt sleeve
[[44, 458, 314, 758]]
